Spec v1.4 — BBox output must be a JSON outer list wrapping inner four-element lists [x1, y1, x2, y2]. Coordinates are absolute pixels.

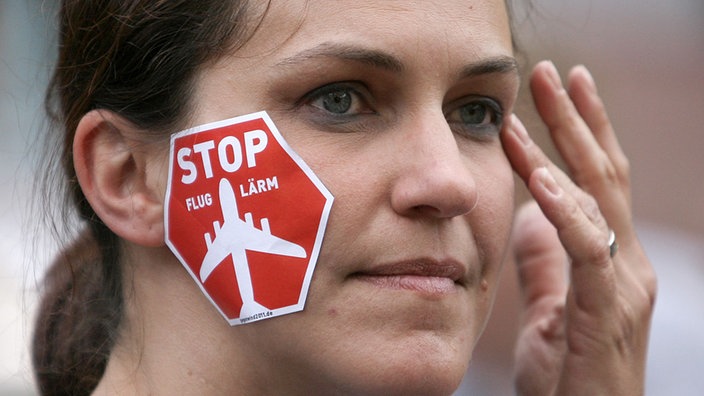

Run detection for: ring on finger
[[608, 229, 619, 258]]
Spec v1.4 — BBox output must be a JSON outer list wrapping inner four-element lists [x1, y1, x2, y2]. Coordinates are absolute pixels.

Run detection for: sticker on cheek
[[164, 111, 333, 325]]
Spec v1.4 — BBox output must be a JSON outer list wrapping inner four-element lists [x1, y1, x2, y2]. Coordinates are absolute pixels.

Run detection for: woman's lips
[[349, 259, 466, 295], [352, 274, 458, 294]]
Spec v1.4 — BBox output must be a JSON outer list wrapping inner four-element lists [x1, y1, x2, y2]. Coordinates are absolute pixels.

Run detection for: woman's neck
[[92, 244, 258, 395]]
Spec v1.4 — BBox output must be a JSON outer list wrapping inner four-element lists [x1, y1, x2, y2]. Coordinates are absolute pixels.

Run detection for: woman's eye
[[305, 83, 372, 117], [447, 98, 503, 138]]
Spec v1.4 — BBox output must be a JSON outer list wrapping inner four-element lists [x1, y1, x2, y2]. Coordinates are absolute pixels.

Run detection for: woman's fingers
[[530, 61, 634, 240], [529, 166, 617, 313], [531, 62, 654, 294], [503, 61, 657, 395], [502, 114, 609, 235], [567, 65, 631, 196]]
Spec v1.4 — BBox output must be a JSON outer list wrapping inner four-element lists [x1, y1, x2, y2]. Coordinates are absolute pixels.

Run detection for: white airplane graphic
[[200, 178, 307, 318]]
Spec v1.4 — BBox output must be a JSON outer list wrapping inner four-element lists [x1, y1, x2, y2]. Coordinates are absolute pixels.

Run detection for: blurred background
[[1, 0, 702, 394]]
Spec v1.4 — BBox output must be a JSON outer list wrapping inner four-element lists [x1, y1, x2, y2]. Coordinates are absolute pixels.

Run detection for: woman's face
[[185, 0, 518, 393]]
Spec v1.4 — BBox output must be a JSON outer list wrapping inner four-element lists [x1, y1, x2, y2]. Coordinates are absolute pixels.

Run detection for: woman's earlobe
[[73, 110, 165, 247]]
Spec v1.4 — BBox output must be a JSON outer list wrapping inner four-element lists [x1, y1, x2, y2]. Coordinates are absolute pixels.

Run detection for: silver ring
[[608, 230, 619, 258]]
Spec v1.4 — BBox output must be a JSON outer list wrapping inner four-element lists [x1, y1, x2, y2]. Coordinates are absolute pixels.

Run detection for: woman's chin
[[324, 336, 471, 396], [338, 359, 468, 396]]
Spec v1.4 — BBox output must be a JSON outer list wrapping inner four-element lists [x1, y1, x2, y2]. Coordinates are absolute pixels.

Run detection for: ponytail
[[32, 228, 122, 396]]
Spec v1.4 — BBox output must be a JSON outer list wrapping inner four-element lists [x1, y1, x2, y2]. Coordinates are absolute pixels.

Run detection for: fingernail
[[578, 65, 597, 94], [545, 61, 563, 90], [537, 167, 562, 197], [510, 114, 532, 146]]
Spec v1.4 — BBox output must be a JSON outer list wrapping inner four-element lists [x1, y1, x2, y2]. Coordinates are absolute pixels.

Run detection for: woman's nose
[[389, 115, 478, 219]]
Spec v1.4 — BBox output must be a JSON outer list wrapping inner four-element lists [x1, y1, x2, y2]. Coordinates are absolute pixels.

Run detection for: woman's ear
[[73, 110, 165, 247]]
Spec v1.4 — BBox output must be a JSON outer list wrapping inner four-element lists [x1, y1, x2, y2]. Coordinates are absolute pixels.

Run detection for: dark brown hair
[[32, 1, 259, 394]]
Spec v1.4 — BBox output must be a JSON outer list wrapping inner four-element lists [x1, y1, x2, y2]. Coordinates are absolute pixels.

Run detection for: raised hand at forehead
[[502, 61, 656, 396]]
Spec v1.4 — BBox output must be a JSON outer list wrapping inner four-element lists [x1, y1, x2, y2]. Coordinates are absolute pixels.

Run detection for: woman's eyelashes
[[446, 97, 504, 139], [304, 82, 375, 120], [301, 81, 504, 138]]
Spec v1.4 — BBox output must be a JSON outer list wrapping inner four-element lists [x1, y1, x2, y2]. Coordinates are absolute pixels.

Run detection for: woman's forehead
[[235, 0, 513, 64]]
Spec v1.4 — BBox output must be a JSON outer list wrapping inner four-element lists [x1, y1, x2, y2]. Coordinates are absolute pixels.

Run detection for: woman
[[33, 0, 656, 395]]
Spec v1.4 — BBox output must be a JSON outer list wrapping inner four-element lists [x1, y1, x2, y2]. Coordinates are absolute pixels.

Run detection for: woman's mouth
[[349, 258, 466, 296]]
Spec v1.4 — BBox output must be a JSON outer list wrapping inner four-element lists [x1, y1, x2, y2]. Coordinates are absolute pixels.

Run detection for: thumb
[[512, 200, 568, 311], [512, 201, 570, 395]]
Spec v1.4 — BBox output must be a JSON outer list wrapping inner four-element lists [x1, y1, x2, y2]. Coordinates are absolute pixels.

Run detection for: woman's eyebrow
[[275, 42, 518, 79], [275, 42, 404, 72], [459, 56, 519, 79]]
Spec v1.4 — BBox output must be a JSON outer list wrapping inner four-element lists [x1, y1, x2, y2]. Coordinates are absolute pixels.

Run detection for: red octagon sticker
[[165, 112, 333, 325]]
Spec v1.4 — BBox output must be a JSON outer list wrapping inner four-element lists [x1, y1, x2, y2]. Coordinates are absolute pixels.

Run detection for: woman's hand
[[501, 61, 657, 395]]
